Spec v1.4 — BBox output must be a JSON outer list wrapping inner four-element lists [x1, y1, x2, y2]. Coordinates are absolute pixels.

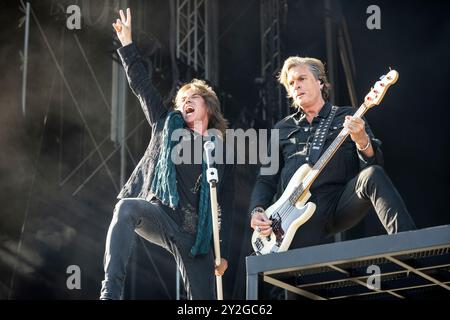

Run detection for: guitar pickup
[[254, 238, 264, 251]]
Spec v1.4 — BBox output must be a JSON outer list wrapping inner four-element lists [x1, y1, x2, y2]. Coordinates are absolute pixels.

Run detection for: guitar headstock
[[364, 69, 399, 109]]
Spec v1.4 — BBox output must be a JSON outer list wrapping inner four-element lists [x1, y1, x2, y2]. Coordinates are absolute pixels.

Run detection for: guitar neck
[[304, 103, 370, 188], [294, 103, 370, 200]]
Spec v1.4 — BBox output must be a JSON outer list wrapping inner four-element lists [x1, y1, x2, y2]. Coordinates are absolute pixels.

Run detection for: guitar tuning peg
[[380, 74, 385, 80]]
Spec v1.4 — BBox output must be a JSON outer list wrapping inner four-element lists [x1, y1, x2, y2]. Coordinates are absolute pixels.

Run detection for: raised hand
[[112, 8, 132, 47]]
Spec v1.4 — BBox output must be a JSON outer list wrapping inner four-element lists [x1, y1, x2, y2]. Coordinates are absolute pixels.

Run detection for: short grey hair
[[278, 56, 330, 101]]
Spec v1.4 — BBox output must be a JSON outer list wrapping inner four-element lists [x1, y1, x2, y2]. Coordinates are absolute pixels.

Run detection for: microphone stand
[[204, 141, 223, 300]]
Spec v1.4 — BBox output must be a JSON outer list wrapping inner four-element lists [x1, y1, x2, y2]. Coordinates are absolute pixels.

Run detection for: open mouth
[[185, 106, 195, 115]]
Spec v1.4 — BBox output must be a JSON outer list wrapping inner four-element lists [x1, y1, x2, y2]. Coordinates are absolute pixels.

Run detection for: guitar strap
[[308, 105, 338, 165]]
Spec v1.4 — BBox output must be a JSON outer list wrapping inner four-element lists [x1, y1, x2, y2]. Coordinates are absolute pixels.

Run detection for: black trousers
[[290, 165, 417, 249], [100, 199, 215, 300]]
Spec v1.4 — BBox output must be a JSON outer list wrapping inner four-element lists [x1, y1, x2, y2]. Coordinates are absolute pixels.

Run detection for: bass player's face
[[287, 65, 324, 110]]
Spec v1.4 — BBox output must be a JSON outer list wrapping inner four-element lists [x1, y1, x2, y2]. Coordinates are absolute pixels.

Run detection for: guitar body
[[251, 163, 317, 255]]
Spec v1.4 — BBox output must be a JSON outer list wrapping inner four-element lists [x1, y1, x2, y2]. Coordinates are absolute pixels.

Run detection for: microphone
[[203, 141, 218, 183], [204, 141, 215, 168]]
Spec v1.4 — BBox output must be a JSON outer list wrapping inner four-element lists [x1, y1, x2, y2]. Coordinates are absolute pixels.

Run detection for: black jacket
[[249, 102, 384, 213], [116, 43, 230, 257]]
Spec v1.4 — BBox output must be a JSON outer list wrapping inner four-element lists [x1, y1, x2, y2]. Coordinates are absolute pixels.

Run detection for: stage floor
[[246, 225, 450, 299]]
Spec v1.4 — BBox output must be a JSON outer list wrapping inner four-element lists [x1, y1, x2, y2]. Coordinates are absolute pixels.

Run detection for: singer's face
[[176, 88, 209, 127], [287, 65, 323, 109]]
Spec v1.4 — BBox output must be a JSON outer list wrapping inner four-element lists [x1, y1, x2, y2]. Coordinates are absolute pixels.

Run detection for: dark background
[[0, 0, 449, 299]]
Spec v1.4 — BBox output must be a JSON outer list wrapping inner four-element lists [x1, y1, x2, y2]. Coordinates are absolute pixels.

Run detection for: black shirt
[[249, 102, 384, 212], [174, 130, 203, 235]]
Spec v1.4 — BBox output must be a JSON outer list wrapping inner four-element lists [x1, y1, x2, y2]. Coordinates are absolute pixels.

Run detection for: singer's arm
[[113, 8, 167, 127]]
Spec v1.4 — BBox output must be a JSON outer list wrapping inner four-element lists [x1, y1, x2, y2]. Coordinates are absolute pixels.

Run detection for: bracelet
[[251, 207, 265, 216], [356, 135, 371, 151]]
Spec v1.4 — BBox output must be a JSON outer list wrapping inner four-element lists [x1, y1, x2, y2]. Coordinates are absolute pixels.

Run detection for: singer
[[100, 8, 230, 300]]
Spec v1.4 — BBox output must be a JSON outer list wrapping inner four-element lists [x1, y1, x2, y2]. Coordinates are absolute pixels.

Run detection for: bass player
[[249, 56, 416, 252]]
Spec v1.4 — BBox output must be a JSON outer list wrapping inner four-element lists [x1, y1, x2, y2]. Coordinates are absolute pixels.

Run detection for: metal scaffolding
[[259, 0, 287, 125], [247, 225, 450, 300], [176, 0, 218, 83]]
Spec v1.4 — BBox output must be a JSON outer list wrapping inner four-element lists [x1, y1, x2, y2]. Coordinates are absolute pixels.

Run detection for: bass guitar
[[252, 70, 399, 255]]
